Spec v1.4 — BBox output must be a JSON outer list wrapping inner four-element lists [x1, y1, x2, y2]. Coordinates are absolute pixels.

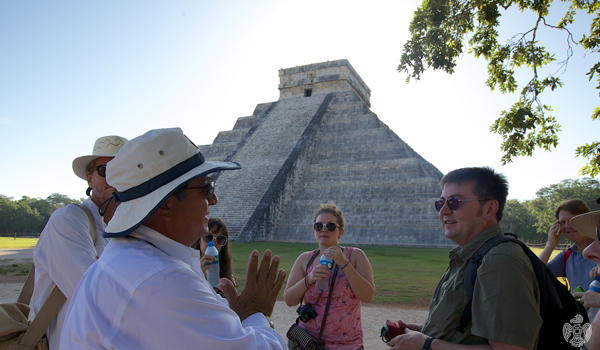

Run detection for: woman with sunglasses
[[283, 204, 375, 350], [191, 218, 236, 287]]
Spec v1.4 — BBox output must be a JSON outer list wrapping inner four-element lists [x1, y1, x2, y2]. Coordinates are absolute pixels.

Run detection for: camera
[[380, 320, 405, 343], [296, 303, 317, 323]]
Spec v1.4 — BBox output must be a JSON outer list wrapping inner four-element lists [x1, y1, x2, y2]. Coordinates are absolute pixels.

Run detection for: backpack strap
[[456, 235, 512, 333], [563, 247, 573, 265]]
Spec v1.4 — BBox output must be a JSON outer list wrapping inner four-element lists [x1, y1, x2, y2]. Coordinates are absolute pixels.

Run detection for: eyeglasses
[[91, 164, 107, 177], [313, 222, 340, 232], [202, 234, 227, 246], [434, 198, 487, 212], [182, 181, 215, 199]]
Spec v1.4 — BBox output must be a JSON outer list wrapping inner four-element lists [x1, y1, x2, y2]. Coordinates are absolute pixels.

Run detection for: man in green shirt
[[387, 167, 541, 350]]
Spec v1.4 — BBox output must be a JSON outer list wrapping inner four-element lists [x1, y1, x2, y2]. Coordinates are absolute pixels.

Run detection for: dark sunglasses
[[91, 164, 107, 177], [313, 222, 340, 232], [434, 198, 486, 212], [182, 181, 215, 199], [202, 234, 227, 246]]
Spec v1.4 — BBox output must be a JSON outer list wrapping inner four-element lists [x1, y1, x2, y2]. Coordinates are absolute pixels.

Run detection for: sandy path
[[0, 248, 428, 349]]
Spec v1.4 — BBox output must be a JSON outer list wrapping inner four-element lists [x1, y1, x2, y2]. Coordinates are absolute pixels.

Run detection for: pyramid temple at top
[[199, 59, 451, 247]]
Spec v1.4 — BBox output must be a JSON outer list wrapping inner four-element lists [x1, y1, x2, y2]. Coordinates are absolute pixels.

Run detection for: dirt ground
[[0, 248, 428, 349]]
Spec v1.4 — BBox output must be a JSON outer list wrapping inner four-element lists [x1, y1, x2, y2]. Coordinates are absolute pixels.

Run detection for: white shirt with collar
[[32, 197, 108, 350], [59, 225, 286, 350]]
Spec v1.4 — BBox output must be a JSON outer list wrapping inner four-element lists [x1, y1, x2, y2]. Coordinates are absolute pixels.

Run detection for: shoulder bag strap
[[17, 264, 36, 304], [318, 247, 343, 340], [19, 286, 67, 346], [77, 204, 97, 244]]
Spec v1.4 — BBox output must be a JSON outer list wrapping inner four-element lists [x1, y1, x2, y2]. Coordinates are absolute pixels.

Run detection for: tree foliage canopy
[[501, 177, 600, 242], [0, 194, 82, 234], [399, 0, 600, 176]]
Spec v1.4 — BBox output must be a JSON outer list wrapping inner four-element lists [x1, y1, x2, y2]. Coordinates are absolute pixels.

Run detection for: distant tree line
[[0, 194, 83, 234], [1, 178, 598, 241], [502, 178, 600, 243]]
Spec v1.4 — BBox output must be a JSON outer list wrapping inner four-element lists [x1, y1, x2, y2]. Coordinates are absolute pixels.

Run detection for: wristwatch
[[422, 336, 434, 350]]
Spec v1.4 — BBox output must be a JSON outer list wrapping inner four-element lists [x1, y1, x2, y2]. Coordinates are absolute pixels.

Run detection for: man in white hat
[[60, 128, 287, 349], [32, 135, 128, 350]]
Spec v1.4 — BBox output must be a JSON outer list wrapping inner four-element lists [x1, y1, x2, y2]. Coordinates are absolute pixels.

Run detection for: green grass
[[0, 262, 32, 277], [0, 239, 566, 304], [230, 242, 449, 304], [0, 237, 38, 249]]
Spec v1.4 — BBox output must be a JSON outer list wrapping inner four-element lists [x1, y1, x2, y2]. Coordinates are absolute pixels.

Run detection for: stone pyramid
[[199, 60, 450, 247]]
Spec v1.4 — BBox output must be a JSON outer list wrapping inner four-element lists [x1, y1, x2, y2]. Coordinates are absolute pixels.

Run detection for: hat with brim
[[72, 135, 129, 180], [570, 210, 600, 240], [103, 128, 241, 238]]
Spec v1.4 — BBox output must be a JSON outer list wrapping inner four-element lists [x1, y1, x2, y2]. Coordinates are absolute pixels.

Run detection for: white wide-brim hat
[[104, 128, 241, 238], [570, 210, 600, 240], [72, 135, 129, 180]]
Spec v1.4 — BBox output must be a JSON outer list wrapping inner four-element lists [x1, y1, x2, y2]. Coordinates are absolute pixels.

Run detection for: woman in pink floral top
[[284, 204, 376, 350]]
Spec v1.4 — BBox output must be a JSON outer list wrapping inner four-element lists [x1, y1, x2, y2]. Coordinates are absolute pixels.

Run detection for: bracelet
[[340, 261, 350, 269], [304, 275, 312, 288]]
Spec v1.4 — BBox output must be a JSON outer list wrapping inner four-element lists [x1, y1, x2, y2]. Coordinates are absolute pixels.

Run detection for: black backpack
[[456, 235, 589, 349]]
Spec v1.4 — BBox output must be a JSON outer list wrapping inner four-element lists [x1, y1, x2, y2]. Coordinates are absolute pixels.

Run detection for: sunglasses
[[202, 234, 227, 246], [91, 164, 107, 177], [313, 222, 340, 232], [434, 198, 486, 212], [182, 181, 215, 199]]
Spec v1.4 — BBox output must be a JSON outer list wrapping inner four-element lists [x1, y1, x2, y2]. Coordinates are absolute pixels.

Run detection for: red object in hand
[[380, 320, 406, 342]]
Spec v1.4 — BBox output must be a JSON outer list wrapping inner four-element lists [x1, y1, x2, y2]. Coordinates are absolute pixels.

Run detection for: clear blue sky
[[0, 0, 597, 202]]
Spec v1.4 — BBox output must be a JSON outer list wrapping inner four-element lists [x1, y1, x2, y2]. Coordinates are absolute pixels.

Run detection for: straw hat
[[570, 210, 600, 240], [72, 135, 129, 180], [103, 128, 241, 238]]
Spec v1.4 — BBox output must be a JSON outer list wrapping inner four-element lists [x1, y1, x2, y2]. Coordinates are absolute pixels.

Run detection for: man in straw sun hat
[[570, 200, 600, 350], [32, 135, 128, 350], [60, 128, 287, 349]]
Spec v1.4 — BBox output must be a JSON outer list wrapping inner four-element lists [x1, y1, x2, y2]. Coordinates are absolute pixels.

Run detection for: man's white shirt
[[59, 225, 285, 349]]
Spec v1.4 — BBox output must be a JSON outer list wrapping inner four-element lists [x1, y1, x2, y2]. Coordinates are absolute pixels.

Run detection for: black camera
[[296, 303, 317, 323]]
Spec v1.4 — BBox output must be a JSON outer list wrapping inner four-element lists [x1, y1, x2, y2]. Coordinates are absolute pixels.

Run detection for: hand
[[200, 255, 214, 275], [590, 266, 599, 280], [307, 264, 330, 285], [574, 289, 600, 309], [386, 328, 428, 350], [323, 246, 347, 267], [397, 320, 422, 332], [218, 250, 286, 321], [546, 221, 562, 248]]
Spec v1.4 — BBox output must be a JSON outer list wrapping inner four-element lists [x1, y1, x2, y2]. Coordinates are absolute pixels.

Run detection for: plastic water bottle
[[590, 276, 600, 293], [205, 241, 220, 287], [315, 254, 333, 291]]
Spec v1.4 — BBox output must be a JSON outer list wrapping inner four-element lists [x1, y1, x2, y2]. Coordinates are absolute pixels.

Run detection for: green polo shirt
[[421, 224, 542, 348]]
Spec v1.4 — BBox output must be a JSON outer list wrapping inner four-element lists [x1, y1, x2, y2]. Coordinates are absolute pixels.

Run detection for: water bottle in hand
[[590, 276, 600, 293], [205, 241, 220, 287], [315, 254, 333, 291]]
